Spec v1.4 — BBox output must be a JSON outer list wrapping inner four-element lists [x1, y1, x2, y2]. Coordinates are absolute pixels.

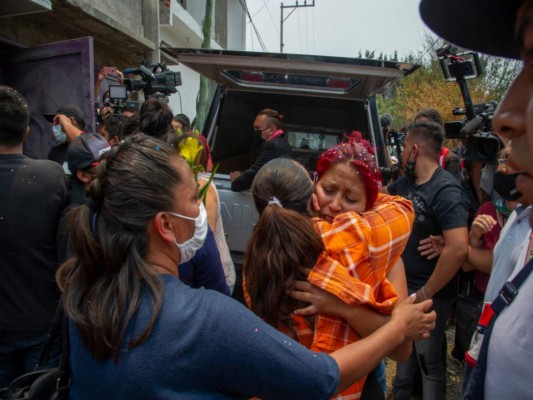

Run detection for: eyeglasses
[[497, 158, 508, 166]]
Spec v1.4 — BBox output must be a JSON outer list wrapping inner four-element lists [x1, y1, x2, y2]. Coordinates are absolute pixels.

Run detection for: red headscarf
[[316, 131, 382, 210]]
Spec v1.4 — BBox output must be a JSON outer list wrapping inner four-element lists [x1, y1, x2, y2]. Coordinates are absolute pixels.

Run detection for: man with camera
[[419, 0, 533, 398]]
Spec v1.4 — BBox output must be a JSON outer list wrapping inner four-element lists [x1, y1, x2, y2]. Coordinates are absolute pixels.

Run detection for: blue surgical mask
[[53, 124, 67, 144], [169, 203, 208, 264]]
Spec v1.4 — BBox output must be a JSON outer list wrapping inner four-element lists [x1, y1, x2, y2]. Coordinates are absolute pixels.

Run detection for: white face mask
[[168, 202, 208, 265], [53, 124, 67, 144]]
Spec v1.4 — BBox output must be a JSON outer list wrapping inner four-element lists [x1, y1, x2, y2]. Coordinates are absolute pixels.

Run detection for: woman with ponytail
[[244, 132, 416, 400]]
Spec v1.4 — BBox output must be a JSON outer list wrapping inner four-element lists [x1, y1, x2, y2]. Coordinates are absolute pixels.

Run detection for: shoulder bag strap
[[36, 300, 64, 367], [463, 257, 533, 400]]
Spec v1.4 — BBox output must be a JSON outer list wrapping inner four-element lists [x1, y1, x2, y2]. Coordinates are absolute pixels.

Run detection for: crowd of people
[[1, 0, 533, 399]]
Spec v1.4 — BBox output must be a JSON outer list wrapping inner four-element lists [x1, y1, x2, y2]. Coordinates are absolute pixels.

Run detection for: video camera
[[123, 61, 182, 97], [437, 45, 502, 164]]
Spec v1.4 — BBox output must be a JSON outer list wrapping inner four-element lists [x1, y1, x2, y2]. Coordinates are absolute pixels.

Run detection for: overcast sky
[[244, 0, 436, 59]]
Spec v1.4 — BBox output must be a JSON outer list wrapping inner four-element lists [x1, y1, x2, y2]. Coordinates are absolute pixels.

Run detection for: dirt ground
[[385, 325, 464, 400]]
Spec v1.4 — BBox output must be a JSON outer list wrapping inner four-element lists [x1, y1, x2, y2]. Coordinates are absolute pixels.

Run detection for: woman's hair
[[56, 134, 184, 362], [139, 98, 174, 140], [257, 108, 283, 130], [244, 158, 323, 337], [174, 113, 191, 130], [316, 131, 382, 210]]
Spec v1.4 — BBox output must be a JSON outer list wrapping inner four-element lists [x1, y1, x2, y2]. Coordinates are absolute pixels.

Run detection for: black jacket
[[231, 135, 292, 192]]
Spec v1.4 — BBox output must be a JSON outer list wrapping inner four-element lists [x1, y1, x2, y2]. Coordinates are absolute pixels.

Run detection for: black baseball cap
[[43, 104, 86, 127], [67, 133, 111, 174], [419, 0, 522, 59]]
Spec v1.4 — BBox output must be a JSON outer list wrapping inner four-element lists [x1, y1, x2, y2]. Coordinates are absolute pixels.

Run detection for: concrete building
[[0, 0, 246, 158]]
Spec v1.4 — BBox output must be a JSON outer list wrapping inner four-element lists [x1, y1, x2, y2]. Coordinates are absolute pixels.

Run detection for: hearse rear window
[[221, 70, 360, 94]]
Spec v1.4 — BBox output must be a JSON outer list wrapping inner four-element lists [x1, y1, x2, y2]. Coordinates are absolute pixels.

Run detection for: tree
[[377, 34, 521, 133]]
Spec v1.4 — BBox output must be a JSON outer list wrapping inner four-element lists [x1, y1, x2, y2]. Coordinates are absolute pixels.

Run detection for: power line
[[239, 0, 268, 52], [250, 0, 271, 21], [264, 1, 280, 36]]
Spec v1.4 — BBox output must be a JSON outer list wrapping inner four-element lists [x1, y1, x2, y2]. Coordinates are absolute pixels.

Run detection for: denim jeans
[[0, 329, 60, 388], [393, 295, 454, 400]]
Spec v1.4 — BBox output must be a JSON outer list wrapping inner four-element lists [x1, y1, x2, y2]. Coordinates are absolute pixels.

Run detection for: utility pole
[[280, 1, 315, 53]]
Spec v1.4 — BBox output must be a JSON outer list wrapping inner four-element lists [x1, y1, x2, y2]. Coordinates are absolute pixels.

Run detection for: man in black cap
[[56, 133, 111, 263], [404, 1, 533, 399], [44, 104, 85, 171]]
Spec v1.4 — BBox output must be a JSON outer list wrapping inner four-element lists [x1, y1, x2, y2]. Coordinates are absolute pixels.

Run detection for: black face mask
[[403, 148, 416, 179], [493, 172, 522, 201]]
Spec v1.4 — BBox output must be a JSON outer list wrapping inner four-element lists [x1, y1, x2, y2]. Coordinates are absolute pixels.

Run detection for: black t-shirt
[[47, 142, 69, 166], [388, 167, 468, 297], [0, 154, 67, 331]]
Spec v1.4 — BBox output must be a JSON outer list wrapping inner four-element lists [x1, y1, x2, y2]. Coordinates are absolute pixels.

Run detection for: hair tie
[[91, 212, 98, 237], [268, 196, 283, 208]]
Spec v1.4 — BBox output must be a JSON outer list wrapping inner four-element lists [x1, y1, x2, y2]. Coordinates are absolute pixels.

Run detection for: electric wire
[[239, 0, 268, 52]]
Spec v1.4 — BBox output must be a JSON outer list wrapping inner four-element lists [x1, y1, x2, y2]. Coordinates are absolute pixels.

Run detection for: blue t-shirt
[[388, 167, 468, 296], [69, 275, 339, 399]]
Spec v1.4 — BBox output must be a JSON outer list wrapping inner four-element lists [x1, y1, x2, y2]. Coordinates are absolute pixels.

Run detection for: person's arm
[[291, 278, 412, 362], [462, 246, 493, 273], [416, 227, 468, 300], [204, 288, 434, 399], [54, 114, 83, 142], [293, 259, 411, 361], [328, 295, 434, 392], [231, 142, 280, 191]]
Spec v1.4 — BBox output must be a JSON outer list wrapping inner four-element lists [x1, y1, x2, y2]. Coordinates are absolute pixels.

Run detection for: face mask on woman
[[53, 124, 67, 144], [169, 202, 208, 264], [493, 171, 522, 201]]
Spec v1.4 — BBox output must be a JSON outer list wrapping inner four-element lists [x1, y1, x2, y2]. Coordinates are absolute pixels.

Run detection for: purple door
[[0, 37, 95, 159]]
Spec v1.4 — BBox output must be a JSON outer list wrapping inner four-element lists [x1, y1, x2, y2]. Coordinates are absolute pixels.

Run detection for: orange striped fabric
[[306, 193, 414, 399]]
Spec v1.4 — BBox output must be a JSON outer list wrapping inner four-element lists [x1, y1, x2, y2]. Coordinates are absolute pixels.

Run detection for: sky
[[244, 0, 436, 59]]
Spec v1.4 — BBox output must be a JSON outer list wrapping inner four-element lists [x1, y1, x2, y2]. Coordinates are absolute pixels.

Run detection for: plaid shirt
[[306, 193, 414, 399], [245, 193, 414, 400]]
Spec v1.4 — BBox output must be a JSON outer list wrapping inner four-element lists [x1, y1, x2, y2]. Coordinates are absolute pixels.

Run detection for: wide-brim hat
[[419, 0, 522, 59]]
